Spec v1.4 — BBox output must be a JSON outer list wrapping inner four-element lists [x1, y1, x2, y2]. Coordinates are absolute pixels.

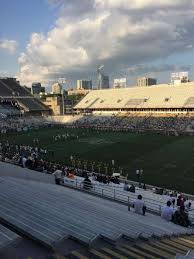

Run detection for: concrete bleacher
[[0, 80, 13, 96], [15, 97, 49, 112], [75, 82, 194, 111], [0, 104, 21, 116], [63, 176, 194, 220], [0, 176, 193, 250], [0, 224, 20, 251], [0, 78, 50, 114], [0, 78, 30, 96]]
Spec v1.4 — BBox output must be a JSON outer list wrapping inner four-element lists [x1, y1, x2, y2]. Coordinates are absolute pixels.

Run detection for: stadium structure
[[0, 163, 194, 258], [1, 78, 194, 258], [74, 82, 194, 115], [0, 77, 51, 117]]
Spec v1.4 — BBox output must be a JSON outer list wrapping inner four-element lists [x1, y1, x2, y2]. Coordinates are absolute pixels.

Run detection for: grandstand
[[0, 78, 51, 116], [0, 168, 194, 258], [74, 82, 194, 115]]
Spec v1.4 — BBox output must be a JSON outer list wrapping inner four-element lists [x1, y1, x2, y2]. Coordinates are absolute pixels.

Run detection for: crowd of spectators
[[161, 196, 192, 228], [69, 114, 194, 134], [1, 113, 194, 136], [0, 116, 51, 135], [0, 139, 193, 228]]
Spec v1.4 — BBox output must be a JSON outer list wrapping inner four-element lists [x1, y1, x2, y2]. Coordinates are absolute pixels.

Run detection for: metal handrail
[[62, 177, 194, 220], [63, 178, 163, 214]]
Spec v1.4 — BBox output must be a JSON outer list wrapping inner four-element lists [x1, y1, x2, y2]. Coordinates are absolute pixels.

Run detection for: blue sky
[[1, 0, 194, 87], [0, 0, 57, 75]]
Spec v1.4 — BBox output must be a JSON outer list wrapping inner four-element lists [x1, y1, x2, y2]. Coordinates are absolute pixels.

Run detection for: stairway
[[67, 234, 194, 259]]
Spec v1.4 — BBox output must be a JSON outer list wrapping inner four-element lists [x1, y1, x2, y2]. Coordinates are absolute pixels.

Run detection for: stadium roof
[[75, 82, 194, 110]]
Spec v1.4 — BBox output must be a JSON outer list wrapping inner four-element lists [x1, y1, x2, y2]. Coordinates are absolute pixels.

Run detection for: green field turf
[[1, 126, 194, 194]]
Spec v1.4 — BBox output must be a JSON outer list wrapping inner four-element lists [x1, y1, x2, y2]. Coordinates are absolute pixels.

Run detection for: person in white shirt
[[133, 195, 146, 215], [22, 156, 27, 168], [53, 168, 62, 185], [161, 201, 174, 221]]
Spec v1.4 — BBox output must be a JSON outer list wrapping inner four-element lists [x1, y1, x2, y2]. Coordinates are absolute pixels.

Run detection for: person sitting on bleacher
[[161, 201, 174, 221], [129, 184, 135, 193], [133, 195, 146, 216], [123, 181, 130, 191], [172, 205, 191, 228], [82, 175, 92, 190]]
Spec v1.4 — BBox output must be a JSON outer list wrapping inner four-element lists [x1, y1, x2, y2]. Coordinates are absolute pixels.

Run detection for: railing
[[62, 177, 165, 215], [62, 177, 194, 221]]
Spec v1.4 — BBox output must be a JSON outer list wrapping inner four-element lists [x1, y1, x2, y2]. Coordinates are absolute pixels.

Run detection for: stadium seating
[[0, 78, 30, 96], [0, 78, 50, 115], [63, 176, 194, 220], [75, 82, 194, 111], [0, 224, 20, 250], [15, 98, 50, 112], [0, 104, 21, 116], [0, 177, 192, 249], [0, 80, 12, 96]]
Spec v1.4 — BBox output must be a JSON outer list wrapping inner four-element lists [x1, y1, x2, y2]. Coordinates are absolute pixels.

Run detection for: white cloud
[[0, 39, 18, 54], [18, 1, 194, 85], [95, 0, 192, 9]]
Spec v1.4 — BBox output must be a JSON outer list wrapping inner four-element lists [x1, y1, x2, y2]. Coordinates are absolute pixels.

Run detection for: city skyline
[[1, 0, 194, 87]]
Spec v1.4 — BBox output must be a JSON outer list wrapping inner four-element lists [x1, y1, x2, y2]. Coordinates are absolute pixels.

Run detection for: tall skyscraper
[[113, 78, 127, 88], [137, 77, 157, 87], [31, 82, 41, 95], [77, 80, 92, 90], [52, 83, 62, 94], [98, 73, 109, 89]]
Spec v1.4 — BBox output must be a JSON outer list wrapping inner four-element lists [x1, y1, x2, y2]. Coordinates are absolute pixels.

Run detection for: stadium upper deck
[[75, 82, 194, 114], [0, 78, 50, 115]]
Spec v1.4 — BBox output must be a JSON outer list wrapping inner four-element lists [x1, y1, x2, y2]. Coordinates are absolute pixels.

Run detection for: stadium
[[1, 77, 194, 258], [0, 77, 51, 117]]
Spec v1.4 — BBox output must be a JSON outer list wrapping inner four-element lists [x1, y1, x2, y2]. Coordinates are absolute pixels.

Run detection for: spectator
[[177, 195, 185, 207], [143, 183, 146, 190], [172, 206, 190, 228], [22, 156, 27, 168], [161, 201, 174, 221], [129, 184, 135, 193], [123, 181, 130, 191], [136, 170, 140, 182], [169, 194, 176, 208], [185, 202, 192, 212], [53, 168, 62, 185], [133, 195, 146, 216], [82, 175, 92, 190]]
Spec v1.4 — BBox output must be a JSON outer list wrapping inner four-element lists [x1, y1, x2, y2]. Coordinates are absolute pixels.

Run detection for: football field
[[2, 126, 194, 194]]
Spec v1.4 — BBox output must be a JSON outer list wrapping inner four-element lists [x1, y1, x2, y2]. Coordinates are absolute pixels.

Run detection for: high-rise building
[[77, 80, 92, 90], [40, 87, 45, 93], [137, 77, 157, 87], [43, 96, 63, 115], [113, 78, 127, 88], [98, 74, 109, 89], [171, 72, 189, 85], [31, 82, 41, 95], [52, 83, 62, 94]]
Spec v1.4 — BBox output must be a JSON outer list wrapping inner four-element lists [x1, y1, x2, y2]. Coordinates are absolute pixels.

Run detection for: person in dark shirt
[[172, 205, 190, 228], [129, 184, 135, 193], [82, 175, 92, 190]]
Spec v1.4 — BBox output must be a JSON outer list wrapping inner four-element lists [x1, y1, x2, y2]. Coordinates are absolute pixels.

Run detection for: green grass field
[[1, 126, 194, 194]]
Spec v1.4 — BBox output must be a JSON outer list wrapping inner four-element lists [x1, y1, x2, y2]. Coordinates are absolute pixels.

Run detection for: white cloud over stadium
[[0, 39, 17, 54], [18, 0, 194, 85]]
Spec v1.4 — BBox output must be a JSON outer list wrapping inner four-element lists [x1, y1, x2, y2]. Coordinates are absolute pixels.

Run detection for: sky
[[1, 0, 194, 88]]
